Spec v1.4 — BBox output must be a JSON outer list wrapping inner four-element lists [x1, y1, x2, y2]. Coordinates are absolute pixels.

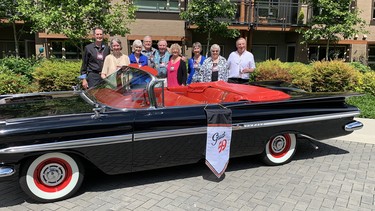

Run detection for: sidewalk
[[335, 118, 375, 144]]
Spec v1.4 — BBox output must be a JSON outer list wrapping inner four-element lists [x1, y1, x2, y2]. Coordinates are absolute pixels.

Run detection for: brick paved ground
[[0, 139, 374, 211]]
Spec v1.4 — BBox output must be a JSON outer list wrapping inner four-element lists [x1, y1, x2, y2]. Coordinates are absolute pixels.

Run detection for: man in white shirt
[[227, 37, 256, 84]]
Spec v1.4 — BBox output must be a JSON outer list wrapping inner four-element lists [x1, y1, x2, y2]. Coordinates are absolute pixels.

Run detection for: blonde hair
[[170, 43, 182, 55], [132, 39, 142, 52]]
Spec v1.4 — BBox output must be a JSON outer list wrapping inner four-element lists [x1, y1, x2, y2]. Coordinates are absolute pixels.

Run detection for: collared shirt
[[227, 50, 256, 79], [80, 42, 110, 75], [129, 53, 148, 67], [187, 55, 206, 84], [194, 56, 228, 82], [101, 53, 130, 77], [141, 47, 157, 67], [153, 50, 171, 78]]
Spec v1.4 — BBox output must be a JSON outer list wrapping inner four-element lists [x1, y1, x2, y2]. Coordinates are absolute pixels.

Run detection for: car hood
[[0, 91, 93, 121]]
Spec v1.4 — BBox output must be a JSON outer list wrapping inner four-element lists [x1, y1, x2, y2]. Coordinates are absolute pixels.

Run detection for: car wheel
[[19, 152, 84, 202], [261, 133, 297, 165]]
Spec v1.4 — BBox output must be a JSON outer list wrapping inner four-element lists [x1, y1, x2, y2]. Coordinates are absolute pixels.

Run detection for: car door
[[132, 105, 208, 172]]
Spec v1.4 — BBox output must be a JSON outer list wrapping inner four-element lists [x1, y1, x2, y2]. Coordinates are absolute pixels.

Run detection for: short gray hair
[[132, 39, 143, 52], [110, 38, 122, 50], [210, 44, 220, 53], [192, 42, 202, 50]]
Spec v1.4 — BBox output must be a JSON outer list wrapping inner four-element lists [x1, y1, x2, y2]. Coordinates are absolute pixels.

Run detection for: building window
[[49, 40, 88, 60], [134, 0, 180, 13], [308, 45, 348, 61], [252, 45, 277, 62], [368, 45, 375, 63]]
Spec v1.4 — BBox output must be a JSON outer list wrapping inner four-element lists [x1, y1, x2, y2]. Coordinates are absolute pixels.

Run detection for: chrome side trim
[[0, 166, 15, 177], [0, 111, 359, 154], [0, 134, 132, 154], [135, 127, 207, 141], [345, 121, 363, 132], [232, 111, 360, 129], [134, 111, 360, 141]]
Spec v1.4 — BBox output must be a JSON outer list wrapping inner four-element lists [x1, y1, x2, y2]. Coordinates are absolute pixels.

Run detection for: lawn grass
[[346, 94, 375, 119]]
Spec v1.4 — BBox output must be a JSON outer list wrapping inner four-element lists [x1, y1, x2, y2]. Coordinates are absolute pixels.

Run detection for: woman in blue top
[[129, 39, 148, 67], [187, 42, 206, 84]]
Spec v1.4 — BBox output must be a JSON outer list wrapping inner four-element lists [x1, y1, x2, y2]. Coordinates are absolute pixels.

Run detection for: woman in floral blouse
[[193, 44, 228, 82]]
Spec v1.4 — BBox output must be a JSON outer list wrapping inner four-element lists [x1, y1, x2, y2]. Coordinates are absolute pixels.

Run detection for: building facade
[[0, 0, 374, 66]]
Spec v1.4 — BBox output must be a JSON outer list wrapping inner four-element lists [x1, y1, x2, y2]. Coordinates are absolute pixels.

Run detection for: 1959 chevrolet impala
[[0, 65, 363, 202]]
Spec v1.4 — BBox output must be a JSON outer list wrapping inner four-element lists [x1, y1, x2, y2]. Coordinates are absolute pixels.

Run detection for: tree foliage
[[0, 0, 29, 57], [180, 0, 240, 55], [16, 0, 136, 42], [297, 0, 367, 60]]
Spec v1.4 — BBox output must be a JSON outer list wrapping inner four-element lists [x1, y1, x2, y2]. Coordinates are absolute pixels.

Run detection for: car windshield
[[85, 66, 156, 109]]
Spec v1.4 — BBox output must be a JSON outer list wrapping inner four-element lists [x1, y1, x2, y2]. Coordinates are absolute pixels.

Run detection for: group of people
[[80, 27, 256, 89]]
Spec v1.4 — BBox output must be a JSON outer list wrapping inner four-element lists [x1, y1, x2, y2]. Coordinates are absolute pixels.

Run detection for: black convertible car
[[0, 65, 363, 202]]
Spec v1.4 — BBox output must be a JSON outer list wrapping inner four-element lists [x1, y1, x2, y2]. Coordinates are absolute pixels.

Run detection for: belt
[[228, 78, 249, 84], [88, 70, 101, 74]]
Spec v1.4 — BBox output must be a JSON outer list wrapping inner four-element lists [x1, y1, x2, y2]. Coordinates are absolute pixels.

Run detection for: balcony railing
[[133, 0, 180, 13], [185, 0, 311, 28], [134, 0, 311, 28]]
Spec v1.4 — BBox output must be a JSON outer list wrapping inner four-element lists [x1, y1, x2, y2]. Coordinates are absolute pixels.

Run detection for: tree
[[297, 0, 367, 60], [180, 0, 240, 56], [17, 0, 136, 51], [0, 0, 27, 57]]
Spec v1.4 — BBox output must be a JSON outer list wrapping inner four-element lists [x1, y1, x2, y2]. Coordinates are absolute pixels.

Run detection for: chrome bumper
[[0, 166, 15, 178], [345, 121, 363, 132]]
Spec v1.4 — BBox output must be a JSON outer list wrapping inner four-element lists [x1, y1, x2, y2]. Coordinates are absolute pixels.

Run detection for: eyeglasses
[[211, 50, 219, 53]]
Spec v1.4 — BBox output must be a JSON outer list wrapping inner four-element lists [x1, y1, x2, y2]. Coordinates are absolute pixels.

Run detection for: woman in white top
[[101, 38, 130, 79]]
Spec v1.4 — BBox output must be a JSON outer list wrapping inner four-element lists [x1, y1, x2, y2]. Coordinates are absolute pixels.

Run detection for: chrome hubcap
[[271, 136, 286, 153], [39, 163, 66, 186]]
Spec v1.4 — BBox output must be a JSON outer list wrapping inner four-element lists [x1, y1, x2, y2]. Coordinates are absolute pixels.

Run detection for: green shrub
[[0, 70, 32, 94], [346, 94, 375, 118], [255, 59, 292, 82], [357, 71, 375, 96], [0, 56, 39, 80], [33, 60, 81, 92], [311, 60, 360, 92], [349, 62, 372, 73], [287, 62, 313, 92]]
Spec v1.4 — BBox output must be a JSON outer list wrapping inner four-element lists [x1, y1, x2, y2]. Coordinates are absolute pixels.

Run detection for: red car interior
[[90, 81, 291, 109]]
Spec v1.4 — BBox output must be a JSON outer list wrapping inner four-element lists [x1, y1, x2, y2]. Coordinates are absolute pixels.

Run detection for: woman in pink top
[[167, 43, 187, 87]]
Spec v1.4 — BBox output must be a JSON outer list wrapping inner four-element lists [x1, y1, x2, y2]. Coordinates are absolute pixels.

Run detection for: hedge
[[0, 57, 374, 96]]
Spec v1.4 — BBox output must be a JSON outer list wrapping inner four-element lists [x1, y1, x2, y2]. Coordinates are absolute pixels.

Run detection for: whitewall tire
[[19, 152, 84, 202], [262, 133, 297, 165]]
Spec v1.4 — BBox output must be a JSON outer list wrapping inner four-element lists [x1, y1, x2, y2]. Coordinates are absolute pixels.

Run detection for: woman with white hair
[[194, 44, 228, 82], [166, 43, 187, 87], [129, 39, 148, 67], [101, 38, 130, 79]]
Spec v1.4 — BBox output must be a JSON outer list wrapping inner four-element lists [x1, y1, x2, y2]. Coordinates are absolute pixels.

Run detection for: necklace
[[194, 55, 201, 63]]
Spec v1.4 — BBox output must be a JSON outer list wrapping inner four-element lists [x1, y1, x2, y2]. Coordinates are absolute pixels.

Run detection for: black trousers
[[87, 72, 103, 88], [228, 78, 249, 84]]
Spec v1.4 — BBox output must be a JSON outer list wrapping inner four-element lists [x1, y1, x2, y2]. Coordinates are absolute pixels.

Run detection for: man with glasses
[[227, 37, 256, 84]]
